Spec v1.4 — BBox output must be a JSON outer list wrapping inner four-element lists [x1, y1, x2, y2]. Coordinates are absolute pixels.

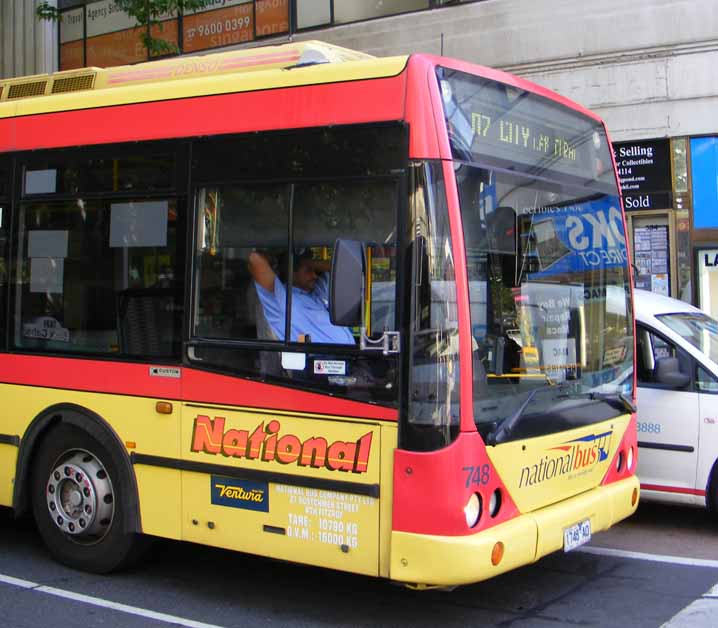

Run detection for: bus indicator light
[[491, 542, 504, 566]]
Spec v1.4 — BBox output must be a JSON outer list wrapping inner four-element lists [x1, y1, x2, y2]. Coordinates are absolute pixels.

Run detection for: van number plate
[[564, 519, 591, 552]]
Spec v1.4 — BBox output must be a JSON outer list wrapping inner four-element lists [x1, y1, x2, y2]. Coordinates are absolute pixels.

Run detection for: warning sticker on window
[[314, 360, 347, 375]]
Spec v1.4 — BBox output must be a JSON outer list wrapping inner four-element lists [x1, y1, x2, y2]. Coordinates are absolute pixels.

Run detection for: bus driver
[[248, 248, 355, 344]]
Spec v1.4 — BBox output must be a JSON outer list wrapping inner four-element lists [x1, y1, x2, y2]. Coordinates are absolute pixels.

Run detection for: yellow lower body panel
[[0, 444, 18, 507], [390, 476, 639, 587]]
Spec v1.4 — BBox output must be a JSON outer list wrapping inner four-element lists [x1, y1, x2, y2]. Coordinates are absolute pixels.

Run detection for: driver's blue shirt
[[255, 274, 355, 344]]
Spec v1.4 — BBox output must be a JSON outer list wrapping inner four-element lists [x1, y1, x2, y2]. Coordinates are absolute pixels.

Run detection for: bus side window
[[192, 184, 290, 344], [14, 146, 185, 360], [293, 179, 398, 341], [15, 197, 183, 358]]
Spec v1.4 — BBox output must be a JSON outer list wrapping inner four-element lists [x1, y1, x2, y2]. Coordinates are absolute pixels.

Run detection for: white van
[[635, 288, 718, 510]]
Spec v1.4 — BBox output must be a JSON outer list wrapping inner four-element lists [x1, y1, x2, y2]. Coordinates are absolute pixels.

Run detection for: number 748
[[462, 464, 490, 488]]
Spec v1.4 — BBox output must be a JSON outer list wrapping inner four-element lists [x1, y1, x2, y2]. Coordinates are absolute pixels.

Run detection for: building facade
[[2, 0, 718, 312]]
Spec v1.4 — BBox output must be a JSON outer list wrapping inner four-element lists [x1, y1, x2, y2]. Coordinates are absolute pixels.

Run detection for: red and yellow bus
[[0, 41, 637, 587]]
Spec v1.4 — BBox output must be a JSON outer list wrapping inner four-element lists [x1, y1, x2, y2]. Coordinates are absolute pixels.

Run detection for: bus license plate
[[563, 519, 591, 552]]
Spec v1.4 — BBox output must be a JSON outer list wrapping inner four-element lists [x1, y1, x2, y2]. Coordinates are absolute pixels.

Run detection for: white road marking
[[0, 572, 226, 628], [581, 548, 718, 626], [0, 573, 37, 589], [3, 547, 717, 627], [578, 546, 718, 569]]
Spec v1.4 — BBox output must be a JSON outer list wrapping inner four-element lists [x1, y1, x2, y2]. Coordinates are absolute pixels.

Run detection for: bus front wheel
[[31, 423, 144, 573]]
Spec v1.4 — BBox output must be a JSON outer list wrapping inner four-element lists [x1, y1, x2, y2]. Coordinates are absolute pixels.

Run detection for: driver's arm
[[248, 251, 277, 293]]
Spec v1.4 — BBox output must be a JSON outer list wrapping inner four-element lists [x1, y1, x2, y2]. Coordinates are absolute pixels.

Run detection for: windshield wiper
[[581, 391, 637, 414], [486, 385, 549, 446], [484, 387, 635, 447]]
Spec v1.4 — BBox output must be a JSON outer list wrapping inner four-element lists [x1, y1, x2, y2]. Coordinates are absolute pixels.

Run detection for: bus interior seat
[[117, 288, 179, 357]]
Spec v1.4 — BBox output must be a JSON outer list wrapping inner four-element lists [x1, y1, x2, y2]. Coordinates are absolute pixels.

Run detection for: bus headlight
[[464, 493, 482, 528], [626, 446, 634, 471]]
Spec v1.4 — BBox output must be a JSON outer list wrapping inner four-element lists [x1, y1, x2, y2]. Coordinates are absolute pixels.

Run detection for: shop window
[[691, 137, 718, 229], [296, 0, 331, 29], [333, 0, 430, 24]]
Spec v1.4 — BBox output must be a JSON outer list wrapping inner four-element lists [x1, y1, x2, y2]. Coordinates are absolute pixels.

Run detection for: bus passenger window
[[14, 197, 183, 358]]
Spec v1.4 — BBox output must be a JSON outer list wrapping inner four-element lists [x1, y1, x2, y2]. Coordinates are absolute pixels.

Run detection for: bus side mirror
[[330, 239, 365, 327], [655, 356, 690, 389]]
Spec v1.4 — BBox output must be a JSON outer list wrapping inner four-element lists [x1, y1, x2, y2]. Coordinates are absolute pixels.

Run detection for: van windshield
[[657, 312, 718, 364]]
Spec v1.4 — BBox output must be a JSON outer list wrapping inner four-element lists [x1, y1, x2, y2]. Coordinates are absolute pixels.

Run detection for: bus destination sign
[[437, 67, 616, 188], [469, 110, 578, 166]]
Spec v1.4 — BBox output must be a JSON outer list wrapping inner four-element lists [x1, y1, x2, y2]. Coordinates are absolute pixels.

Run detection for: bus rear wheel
[[31, 423, 143, 573]]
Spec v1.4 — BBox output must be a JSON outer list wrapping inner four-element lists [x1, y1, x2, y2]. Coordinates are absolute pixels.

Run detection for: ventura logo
[[211, 476, 269, 512], [519, 431, 612, 488]]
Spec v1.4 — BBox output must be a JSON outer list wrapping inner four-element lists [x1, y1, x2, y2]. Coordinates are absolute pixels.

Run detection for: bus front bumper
[[390, 475, 639, 587]]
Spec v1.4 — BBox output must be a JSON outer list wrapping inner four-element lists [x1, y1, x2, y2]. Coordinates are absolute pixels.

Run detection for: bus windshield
[[437, 68, 634, 443]]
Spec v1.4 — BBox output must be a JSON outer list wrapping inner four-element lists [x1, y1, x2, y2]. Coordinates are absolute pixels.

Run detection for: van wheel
[[706, 462, 718, 514], [31, 423, 144, 573]]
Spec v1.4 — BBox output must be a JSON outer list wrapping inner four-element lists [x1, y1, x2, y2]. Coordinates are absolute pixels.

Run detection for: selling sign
[[613, 139, 673, 210]]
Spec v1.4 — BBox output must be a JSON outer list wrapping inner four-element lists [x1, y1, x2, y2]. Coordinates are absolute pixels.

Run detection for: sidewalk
[[664, 584, 718, 627]]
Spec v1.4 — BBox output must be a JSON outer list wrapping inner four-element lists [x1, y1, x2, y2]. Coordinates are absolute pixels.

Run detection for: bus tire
[[31, 423, 145, 573]]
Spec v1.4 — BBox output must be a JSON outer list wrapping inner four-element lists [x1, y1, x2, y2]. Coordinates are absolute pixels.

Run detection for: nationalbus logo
[[519, 430, 612, 488]]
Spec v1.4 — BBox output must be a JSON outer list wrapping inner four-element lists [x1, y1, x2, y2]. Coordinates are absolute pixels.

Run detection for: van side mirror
[[330, 239, 365, 327], [655, 356, 690, 389]]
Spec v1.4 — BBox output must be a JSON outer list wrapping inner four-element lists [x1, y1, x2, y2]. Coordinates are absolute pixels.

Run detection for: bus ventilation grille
[[7, 80, 47, 99], [52, 74, 96, 94]]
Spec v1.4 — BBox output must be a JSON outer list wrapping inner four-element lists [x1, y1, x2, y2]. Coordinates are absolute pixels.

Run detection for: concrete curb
[[663, 585, 718, 627]]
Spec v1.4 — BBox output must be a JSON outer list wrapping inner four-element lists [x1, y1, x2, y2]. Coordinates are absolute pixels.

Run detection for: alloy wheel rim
[[45, 449, 114, 543]]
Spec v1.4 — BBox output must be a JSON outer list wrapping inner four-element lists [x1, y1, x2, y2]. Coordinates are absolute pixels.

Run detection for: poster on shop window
[[633, 225, 670, 296]]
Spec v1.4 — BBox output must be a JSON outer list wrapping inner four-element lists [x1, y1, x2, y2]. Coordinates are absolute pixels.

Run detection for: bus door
[[178, 167, 402, 575]]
